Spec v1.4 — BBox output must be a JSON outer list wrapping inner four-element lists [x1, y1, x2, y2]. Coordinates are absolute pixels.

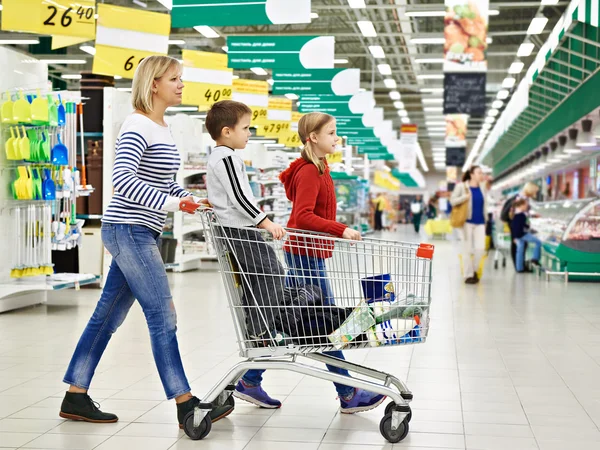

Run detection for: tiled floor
[[1, 226, 600, 449]]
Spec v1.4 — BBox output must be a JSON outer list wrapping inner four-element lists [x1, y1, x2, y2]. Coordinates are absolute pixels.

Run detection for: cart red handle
[[416, 243, 434, 259]]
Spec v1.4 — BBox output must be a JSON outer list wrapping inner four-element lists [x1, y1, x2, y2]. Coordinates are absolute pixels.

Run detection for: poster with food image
[[444, 0, 489, 72], [445, 114, 469, 147]]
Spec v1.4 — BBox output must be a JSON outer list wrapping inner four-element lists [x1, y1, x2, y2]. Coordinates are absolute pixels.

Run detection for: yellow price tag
[[183, 83, 233, 107], [93, 45, 158, 80], [259, 121, 290, 138], [1, 0, 95, 38], [40, 0, 95, 38], [251, 107, 268, 126], [326, 151, 343, 164], [279, 131, 302, 147], [233, 79, 269, 96]]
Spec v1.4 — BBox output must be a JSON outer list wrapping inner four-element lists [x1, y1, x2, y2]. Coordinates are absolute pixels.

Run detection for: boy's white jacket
[[207, 145, 268, 228]]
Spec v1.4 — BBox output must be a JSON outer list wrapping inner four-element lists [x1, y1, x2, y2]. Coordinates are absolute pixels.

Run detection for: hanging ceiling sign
[[1, 0, 96, 39], [398, 124, 418, 171], [273, 69, 360, 96], [182, 50, 233, 108], [445, 114, 469, 147], [443, 72, 486, 116], [172, 0, 311, 28], [444, 0, 489, 72], [92, 4, 170, 79], [227, 36, 334, 69]]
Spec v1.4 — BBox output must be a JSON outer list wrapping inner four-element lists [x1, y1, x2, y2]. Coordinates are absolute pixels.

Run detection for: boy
[[510, 198, 541, 273], [205, 100, 286, 409]]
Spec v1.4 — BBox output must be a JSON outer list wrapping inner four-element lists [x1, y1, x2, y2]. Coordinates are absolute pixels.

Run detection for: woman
[[411, 195, 424, 233], [60, 56, 232, 427], [450, 166, 487, 284], [279, 112, 386, 413]]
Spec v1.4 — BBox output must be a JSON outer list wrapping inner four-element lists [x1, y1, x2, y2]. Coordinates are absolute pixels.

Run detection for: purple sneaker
[[340, 388, 386, 414], [233, 380, 282, 409]]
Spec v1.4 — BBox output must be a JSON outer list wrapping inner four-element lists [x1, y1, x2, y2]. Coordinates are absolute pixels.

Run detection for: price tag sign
[[92, 4, 170, 79], [250, 107, 268, 125], [1, 0, 96, 39], [40, 0, 95, 38], [326, 151, 343, 164], [182, 50, 233, 107], [257, 121, 291, 138], [279, 131, 302, 147]]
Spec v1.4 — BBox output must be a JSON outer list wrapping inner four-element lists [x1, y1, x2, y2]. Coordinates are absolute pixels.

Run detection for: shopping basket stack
[[182, 208, 434, 443]]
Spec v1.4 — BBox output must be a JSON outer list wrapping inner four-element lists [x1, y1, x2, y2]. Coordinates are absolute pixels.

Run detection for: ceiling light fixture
[[424, 107, 443, 112], [348, 0, 366, 8], [383, 78, 397, 88], [527, 17, 549, 35], [393, 101, 404, 109], [398, 110, 408, 117], [357, 21, 377, 37], [414, 58, 445, 64], [420, 88, 444, 93], [497, 89, 509, 100], [492, 100, 504, 109], [410, 37, 445, 44], [222, 46, 228, 53], [417, 74, 444, 80], [389, 91, 401, 100], [250, 67, 268, 76], [194, 25, 220, 38], [285, 93, 299, 100], [565, 128, 582, 153], [61, 74, 82, 80], [502, 77, 516, 89], [368, 45, 385, 59], [267, 78, 274, 85], [508, 61, 525, 73], [79, 45, 96, 55], [334, 58, 349, 64], [39, 59, 87, 64], [0, 39, 40, 45], [310, 12, 319, 19], [168, 40, 186, 45], [488, 108, 499, 117], [166, 106, 199, 112], [517, 42, 535, 57], [378, 64, 392, 75], [401, 117, 411, 124], [485, 116, 496, 124], [422, 98, 444, 104]]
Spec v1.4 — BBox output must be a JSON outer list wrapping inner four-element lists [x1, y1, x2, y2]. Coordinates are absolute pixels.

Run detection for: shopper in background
[[427, 196, 438, 219], [279, 112, 386, 414], [450, 166, 488, 284], [411, 195, 424, 233], [60, 56, 233, 428], [373, 192, 386, 231], [510, 198, 542, 273]]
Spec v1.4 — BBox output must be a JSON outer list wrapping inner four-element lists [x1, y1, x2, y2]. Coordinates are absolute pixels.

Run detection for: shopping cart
[[182, 206, 434, 443], [493, 227, 511, 269]]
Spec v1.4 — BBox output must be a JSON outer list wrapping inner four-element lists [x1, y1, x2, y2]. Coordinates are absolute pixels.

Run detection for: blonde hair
[[131, 55, 182, 113], [522, 182, 539, 198], [298, 112, 335, 175]]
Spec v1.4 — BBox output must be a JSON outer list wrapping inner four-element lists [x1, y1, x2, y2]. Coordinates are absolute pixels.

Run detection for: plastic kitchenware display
[[19, 126, 30, 160], [48, 95, 58, 126], [31, 90, 49, 125], [13, 91, 31, 123], [2, 92, 15, 124], [5, 127, 17, 160], [51, 133, 68, 165], [57, 94, 66, 126]]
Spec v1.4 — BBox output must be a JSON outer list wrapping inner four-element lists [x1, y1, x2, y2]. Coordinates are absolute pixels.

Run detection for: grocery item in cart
[[329, 301, 376, 349], [361, 273, 395, 303]]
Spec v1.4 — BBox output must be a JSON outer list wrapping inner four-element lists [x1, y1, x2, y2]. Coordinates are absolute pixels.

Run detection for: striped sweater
[[207, 146, 267, 228], [102, 114, 193, 233]]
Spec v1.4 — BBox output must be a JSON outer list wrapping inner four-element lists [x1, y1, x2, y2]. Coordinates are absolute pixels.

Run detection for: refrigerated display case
[[529, 198, 600, 281]]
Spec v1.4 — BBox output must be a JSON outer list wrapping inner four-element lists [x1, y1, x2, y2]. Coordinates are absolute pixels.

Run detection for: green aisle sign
[[347, 137, 382, 146], [227, 36, 334, 69], [357, 146, 388, 154], [172, 0, 311, 27], [273, 68, 360, 95], [368, 152, 394, 160]]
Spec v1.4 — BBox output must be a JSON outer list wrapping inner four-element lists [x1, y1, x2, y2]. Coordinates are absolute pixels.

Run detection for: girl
[[60, 56, 232, 428], [450, 165, 488, 284], [280, 112, 385, 413]]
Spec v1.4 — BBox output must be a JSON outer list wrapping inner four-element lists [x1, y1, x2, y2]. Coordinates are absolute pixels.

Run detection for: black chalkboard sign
[[446, 147, 466, 167], [444, 73, 486, 117]]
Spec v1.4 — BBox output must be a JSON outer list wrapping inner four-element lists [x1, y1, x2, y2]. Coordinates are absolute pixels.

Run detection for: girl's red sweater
[[279, 158, 347, 258]]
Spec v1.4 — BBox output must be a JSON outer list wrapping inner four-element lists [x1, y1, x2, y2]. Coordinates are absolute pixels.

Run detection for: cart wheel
[[380, 412, 409, 443], [384, 402, 412, 423], [183, 410, 212, 441], [494, 260, 499, 270]]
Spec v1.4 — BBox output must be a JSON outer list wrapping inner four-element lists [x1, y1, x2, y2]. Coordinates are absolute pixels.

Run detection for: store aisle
[[1, 227, 600, 450]]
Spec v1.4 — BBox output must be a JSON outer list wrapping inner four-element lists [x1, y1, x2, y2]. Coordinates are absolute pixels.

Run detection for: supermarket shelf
[[77, 214, 103, 220], [182, 223, 204, 235], [256, 196, 278, 203], [0, 273, 101, 300], [258, 180, 281, 186], [182, 168, 207, 179]]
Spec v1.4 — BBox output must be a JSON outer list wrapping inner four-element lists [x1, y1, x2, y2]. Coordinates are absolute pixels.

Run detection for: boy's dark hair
[[205, 100, 252, 140]]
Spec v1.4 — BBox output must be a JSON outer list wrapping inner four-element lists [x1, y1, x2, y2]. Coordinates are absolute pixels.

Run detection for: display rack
[[331, 171, 371, 234], [529, 198, 600, 282]]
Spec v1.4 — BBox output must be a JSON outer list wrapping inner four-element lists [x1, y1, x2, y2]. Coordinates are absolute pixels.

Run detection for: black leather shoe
[[59, 392, 118, 423]]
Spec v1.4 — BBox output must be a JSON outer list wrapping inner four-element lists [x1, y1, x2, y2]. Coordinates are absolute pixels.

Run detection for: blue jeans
[[516, 233, 542, 272], [243, 252, 354, 397], [63, 223, 191, 400]]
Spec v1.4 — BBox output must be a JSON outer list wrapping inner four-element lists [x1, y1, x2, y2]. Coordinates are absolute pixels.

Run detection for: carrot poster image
[[444, 0, 489, 72]]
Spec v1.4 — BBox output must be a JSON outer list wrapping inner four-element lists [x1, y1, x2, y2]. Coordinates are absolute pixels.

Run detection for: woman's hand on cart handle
[[342, 227, 362, 241], [179, 197, 210, 214]]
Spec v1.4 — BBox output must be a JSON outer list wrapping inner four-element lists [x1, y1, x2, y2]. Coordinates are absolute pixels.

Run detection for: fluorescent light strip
[[79, 45, 96, 55], [368, 45, 385, 59], [517, 42, 535, 57], [420, 88, 444, 93], [502, 77, 516, 88], [393, 101, 404, 109], [527, 17, 549, 35], [39, 59, 86, 64], [250, 67, 268, 76], [168, 40, 186, 45], [378, 64, 392, 75], [508, 61, 525, 73], [348, 0, 366, 8], [194, 25, 219, 38], [389, 91, 401, 100], [383, 78, 397, 88], [415, 58, 444, 63], [357, 21, 377, 37], [334, 58, 349, 64], [61, 74, 82, 80], [0, 39, 40, 45], [422, 98, 443, 104]]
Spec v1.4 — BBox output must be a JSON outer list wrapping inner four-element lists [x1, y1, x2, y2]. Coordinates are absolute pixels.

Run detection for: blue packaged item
[[361, 273, 395, 303]]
